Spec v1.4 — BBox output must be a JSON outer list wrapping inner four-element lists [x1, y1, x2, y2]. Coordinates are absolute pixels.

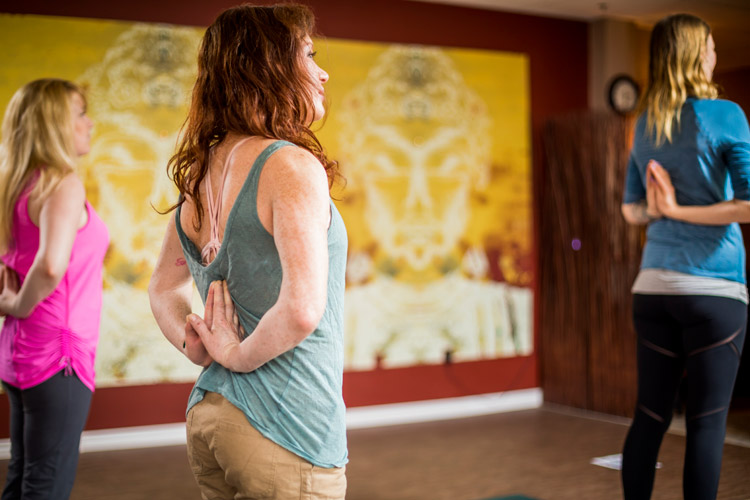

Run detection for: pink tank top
[[0, 177, 109, 391]]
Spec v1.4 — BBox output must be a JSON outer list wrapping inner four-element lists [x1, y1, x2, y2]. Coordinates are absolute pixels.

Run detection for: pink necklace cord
[[200, 137, 252, 265]]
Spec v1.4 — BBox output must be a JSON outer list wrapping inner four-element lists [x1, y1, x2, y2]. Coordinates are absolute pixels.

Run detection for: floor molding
[[0, 388, 543, 459], [346, 388, 543, 429]]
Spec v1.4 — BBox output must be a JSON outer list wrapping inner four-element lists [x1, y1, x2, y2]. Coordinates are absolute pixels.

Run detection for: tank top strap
[[200, 137, 253, 265], [15, 170, 42, 223], [242, 140, 297, 219]]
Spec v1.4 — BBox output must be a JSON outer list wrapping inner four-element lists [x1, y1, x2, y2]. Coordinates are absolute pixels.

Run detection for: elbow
[[39, 259, 66, 285], [290, 303, 325, 337], [621, 204, 644, 225], [735, 200, 750, 223], [621, 205, 635, 225], [146, 277, 157, 302], [146, 275, 164, 310]]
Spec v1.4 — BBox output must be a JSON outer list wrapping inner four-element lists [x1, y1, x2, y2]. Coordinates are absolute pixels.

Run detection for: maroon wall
[[0, 0, 588, 432], [715, 66, 750, 115], [715, 65, 750, 404]]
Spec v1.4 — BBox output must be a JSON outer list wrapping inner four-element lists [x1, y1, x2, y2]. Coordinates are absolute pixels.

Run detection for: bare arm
[[621, 202, 655, 225], [188, 148, 331, 373], [650, 161, 750, 225], [148, 213, 211, 367], [664, 200, 750, 225], [0, 173, 84, 318]]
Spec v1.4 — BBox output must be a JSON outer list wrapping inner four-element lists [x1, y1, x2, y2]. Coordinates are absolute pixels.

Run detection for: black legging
[[2, 370, 92, 500], [622, 294, 747, 500]]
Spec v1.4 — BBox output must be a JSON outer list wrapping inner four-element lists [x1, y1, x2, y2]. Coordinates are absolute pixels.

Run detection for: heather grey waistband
[[632, 268, 748, 304]]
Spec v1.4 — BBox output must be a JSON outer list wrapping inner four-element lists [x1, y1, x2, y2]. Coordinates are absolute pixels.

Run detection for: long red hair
[[166, 3, 338, 229]]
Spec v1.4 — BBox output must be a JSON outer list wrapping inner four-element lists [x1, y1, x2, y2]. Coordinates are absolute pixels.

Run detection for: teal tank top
[[176, 140, 348, 468]]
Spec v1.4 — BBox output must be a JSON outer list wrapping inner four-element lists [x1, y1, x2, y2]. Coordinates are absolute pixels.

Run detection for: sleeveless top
[[0, 175, 110, 391], [176, 140, 349, 468]]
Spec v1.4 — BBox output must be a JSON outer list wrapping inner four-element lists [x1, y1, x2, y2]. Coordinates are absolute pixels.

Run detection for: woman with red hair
[[148, 4, 347, 499]]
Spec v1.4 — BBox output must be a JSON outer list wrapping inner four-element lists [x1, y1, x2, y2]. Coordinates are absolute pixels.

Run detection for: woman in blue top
[[621, 13, 750, 500], [148, 4, 348, 499]]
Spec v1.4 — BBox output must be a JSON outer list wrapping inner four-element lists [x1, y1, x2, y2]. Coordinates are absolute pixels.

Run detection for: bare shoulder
[[262, 145, 329, 194], [44, 171, 85, 206], [50, 172, 86, 201], [28, 171, 85, 226]]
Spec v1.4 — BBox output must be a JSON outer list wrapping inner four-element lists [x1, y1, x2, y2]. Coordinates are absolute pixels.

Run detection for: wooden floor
[[1, 406, 748, 500]]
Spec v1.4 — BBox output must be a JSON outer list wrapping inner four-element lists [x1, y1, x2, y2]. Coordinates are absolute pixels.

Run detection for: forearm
[[149, 288, 192, 351], [622, 202, 656, 225], [11, 264, 63, 318], [149, 213, 197, 354], [667, 199, 750, 225], [225, 304, 317, 373]]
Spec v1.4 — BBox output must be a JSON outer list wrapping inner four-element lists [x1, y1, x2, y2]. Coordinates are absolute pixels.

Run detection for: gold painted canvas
[[0, 15, 533, 384]]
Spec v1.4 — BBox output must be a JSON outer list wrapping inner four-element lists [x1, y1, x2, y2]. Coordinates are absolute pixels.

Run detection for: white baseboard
[[345, 388, 543, 429], [0, 388, 542, 459]]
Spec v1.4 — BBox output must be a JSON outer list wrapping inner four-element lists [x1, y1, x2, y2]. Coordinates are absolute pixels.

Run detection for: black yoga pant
[[622, 294, 746, 500], [2, 370, 93, 500]]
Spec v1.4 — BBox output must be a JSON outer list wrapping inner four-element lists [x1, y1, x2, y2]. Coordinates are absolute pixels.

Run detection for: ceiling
[[411, 0, 750, 70]]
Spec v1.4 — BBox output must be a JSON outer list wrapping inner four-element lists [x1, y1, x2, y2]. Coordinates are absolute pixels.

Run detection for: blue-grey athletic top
[[624, 98, 750, 285], [176, 140, 349, 468]]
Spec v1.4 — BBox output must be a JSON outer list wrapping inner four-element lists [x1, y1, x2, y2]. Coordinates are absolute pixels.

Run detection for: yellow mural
[[319, 41, 533, 369], [0, 15, 205, 386], [0, 15, 533, 384]]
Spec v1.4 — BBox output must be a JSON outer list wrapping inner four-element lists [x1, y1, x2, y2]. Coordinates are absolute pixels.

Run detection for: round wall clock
[[608, 75, 640, 115]]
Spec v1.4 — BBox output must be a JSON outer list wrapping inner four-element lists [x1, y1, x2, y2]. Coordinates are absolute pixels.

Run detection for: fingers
[[220, 282, 244, 340], [648, 163, 671, 191], [222, 281, 235, 321], [647, 160, 667, 178], [210, 281, 227, 332], [3, 266, 18, 293], [1, 266, 13, 293], [184, 319, 199, 339], [187, 313, 211, 338], [204, 281, 215, 328], [232, 309, 243, 340], [205, 281, 239, 338]]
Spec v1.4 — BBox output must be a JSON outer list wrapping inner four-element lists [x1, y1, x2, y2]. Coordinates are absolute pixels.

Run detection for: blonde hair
[[642, 14, 718, 146], [0, 78, 84, 251]]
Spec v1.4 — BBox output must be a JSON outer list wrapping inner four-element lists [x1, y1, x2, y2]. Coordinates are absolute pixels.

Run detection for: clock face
[[608, 75, 639, 114]]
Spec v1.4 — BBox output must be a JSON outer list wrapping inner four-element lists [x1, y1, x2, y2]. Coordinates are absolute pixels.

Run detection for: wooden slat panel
[[540, 111, 642, 416]]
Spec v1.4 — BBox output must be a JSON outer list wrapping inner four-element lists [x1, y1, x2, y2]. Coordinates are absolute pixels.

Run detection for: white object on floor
[[591, 453, 662, 470]]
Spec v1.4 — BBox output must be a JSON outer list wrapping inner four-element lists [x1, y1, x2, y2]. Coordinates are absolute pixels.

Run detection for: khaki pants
[[186, 391, 346, 500]]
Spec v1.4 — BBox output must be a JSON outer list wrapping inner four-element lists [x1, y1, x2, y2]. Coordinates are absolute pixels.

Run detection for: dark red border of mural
[[0, 0, 587, 435], [0, 356, 536, 431]]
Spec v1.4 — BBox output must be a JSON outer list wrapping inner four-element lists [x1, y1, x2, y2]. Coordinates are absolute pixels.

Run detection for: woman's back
[[174, 136, 349, 468], [625, 98, 750, 283], [179, 135, 276, 256], [177, 136, 287, 317], [1, 175, 109, 392], [148, 4, 348, 497], [629, 98, 750, 207]]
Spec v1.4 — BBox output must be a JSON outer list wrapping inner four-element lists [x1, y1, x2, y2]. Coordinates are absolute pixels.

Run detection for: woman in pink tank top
[[0, 79, 109, 500]]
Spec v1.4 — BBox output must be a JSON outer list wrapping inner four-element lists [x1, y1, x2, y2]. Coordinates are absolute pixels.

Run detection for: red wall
[[0, 0, 588, 432], [715, 66, 750, 403], [715, 66, 750, 115]]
